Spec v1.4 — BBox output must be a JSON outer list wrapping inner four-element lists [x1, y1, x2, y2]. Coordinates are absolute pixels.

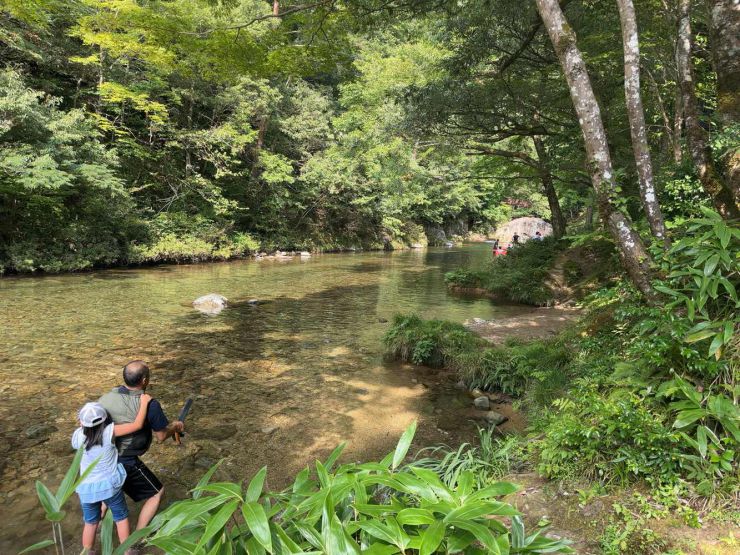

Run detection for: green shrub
[[445, 238, 562, 305], [536, 387, 684, 485], [384, 315, 573, 400], [25, 423, 573, 554]]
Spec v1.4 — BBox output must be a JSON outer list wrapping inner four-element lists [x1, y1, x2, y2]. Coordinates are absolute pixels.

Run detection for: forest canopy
[[0, 0, 737, 273]]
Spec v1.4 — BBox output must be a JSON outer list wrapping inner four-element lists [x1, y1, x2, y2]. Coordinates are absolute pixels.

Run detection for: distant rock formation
[[495, 217, 552, 245]]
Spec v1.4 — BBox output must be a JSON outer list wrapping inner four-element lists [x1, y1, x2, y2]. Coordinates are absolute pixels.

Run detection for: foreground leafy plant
[[20, 447, 99, 555], [143, 422, 571, 553]]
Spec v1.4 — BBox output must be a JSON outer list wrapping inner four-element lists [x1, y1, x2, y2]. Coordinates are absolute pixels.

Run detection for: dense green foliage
[[3, 0, 730, 273], [444, 239, 564, 305], [444, 235, 619, 305], [1, 2, 532, 273], [386, 216, 739, 498], [27, 424, 573, 554]]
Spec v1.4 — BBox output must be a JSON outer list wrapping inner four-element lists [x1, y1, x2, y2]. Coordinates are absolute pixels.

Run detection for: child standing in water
[[72, 396, 151, 552]]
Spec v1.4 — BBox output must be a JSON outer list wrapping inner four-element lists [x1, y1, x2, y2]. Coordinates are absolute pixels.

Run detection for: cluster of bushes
[[27, 423, 573, 554], [387, 212, 739, 499], [384, 315, 573, 405], [444, 235, 618, 306], [444, 238, 563, 305]]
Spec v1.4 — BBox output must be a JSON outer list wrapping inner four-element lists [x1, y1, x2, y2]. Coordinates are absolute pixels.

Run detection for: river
[[0, 243, 529, 550]]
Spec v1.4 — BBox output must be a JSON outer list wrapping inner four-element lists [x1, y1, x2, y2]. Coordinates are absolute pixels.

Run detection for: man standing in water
[[99, 361, 184, 531]]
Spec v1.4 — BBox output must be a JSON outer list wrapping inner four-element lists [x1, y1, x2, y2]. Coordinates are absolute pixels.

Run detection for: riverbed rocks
[[480, 410, 508, 426], [194, 424, 237, 441], [193, 293, 228, 315], [24, 423, 57, 440], [473, 396, 490, 410]]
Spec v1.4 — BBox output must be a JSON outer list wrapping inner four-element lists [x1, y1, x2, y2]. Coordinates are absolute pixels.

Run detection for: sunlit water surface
[[0, 243, 525, 549]]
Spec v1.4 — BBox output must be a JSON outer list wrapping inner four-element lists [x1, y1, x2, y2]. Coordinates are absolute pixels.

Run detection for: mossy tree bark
[[533, 137, 566, 239], [676, 0, 739, 219], [534, 0, 657, 301], [708, 0, 740, 204], [616, 0, 669, 248]]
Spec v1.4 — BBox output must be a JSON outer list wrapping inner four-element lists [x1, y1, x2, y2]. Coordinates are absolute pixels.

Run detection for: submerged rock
[[25, 423, 57, 440], [473, 396, 490, 410], [193, 293, 228, 315]]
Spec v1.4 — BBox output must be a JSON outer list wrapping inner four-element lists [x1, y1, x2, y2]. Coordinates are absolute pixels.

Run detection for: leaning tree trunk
[[708, 0, 740, 202], [533, 137, 566, 239], [616, 0, 669, 248], [534, 0, 657, 301], [676, 0, 740, 219]]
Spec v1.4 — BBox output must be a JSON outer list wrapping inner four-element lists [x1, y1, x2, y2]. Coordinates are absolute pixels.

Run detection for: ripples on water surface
[[0, 243, 525, 549]]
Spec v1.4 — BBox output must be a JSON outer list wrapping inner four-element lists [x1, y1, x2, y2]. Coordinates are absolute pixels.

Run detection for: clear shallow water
[[0, 243, 522, 549]]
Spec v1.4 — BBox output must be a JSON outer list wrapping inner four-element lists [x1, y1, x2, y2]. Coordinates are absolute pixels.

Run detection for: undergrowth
[[444, 238, 563, 305], [386, 212, 739, 507]]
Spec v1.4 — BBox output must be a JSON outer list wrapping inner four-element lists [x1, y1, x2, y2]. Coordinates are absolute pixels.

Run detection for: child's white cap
[[78, 402, 107, 427]]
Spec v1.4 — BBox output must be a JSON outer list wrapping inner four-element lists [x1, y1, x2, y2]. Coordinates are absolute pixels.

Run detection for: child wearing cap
[[72, 396, 151, 552]]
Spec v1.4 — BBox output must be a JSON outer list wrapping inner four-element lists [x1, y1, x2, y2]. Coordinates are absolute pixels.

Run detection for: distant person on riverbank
[[98, 361, 184, 535], [533, 231, 543, 241], [72, 397, 151, 553], [512, 232, 520, 245]]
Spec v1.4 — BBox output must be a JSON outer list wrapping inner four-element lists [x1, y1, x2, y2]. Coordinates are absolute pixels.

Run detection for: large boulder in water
[[193, 293, 227, 315], [495, 217, 552, 245]]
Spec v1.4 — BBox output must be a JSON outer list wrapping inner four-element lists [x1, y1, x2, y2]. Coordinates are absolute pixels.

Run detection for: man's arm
[[153, 421, 184, 443], [148, 399, 185, 443]]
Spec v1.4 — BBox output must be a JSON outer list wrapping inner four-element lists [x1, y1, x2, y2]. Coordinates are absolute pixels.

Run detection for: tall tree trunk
[[708, 0, 740, 201], [676, 0, 740, 218], [672, 84, 683, 164], [533, 137, 566, 238], [616, 0, 669, 248], [708, 0, 740, 126], [535, 0, 657, 301], [273, 0, 279, 16]]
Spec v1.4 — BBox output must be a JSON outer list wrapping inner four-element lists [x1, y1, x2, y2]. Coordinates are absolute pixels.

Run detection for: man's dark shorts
[[122, 459, 163, 502]]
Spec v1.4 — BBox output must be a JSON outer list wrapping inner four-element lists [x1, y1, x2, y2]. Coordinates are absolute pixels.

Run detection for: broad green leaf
[[113, 526, 153, 555], [101, 510, 114, 555], [55, 447, 84, 506], [358, 521, 397, 545], [246, 467, 267, 503], [684, 329, 716, 343], [323, 442, 346, 471], [355, 503, 397, 517], [191, 459, 224, 500], [35, 481, 60, 516], [704, 254, 720, 276], [673, 409, 705, 429], [243, 501, 273, 553], [696, 426, 708, 458], [193, 482, 244, 501], [419, 520, 445, 555], [397, 508, 435, 525], [17, 539, 55, 554], [449, 519, 500, 553], [392, 421, 417, 470], [194, 499, 239, 552], [469, 482, 519, 502]]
